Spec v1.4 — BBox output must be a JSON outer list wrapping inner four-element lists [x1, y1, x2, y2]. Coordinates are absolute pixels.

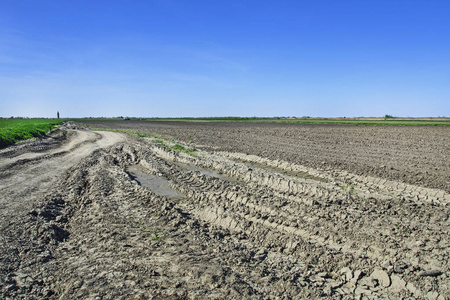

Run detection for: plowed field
[[1, 121, 448, 299], [84, 120, 450, 192]]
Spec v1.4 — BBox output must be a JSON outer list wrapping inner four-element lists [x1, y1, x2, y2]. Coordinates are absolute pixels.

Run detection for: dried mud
[[0, 122, 449, 299], [83, 120, 450, 192]]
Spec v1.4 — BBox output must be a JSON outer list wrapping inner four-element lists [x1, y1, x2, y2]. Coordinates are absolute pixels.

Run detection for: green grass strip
[[169, 143, 197, 156], [0, 119, 64, 148]]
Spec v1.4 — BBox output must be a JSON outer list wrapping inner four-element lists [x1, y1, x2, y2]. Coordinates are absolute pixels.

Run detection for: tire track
[[1, 127, 448, 299], [134, 142, 449, 298]]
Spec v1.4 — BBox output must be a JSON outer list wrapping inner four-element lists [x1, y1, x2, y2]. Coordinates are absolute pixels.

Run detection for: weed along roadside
[[0, 121, 448, 299], [80, 123, 198, 157]]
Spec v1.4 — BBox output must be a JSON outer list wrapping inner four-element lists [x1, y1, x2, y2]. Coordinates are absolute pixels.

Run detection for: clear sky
[[0, 0, 449, 118]]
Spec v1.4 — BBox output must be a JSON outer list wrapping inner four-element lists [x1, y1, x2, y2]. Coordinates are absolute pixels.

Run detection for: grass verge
[[83, 125, 197, 156], [161, 141, 197, 157], [0, 119, 64, 148]]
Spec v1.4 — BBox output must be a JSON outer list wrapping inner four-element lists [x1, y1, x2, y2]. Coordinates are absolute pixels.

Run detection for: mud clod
[[419, 270, 442, 277]]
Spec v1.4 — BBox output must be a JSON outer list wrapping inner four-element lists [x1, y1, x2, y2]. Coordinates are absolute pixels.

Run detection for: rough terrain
[[0, 121, 449, 299], [83, 120, 450, 192]]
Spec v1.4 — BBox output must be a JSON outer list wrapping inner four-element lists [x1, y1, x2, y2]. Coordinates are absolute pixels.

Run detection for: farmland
[[0, 119, 64, 148], [83, 120, 450, 192], [144, 117, 450, 126], [0, 120, 449, 299]]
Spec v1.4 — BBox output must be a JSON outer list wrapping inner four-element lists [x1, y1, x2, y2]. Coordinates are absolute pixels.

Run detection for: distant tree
[[57, 111, 60, 119]]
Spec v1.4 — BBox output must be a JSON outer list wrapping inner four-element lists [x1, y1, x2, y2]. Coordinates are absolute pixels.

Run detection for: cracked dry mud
[[0, 122, 449, 299]]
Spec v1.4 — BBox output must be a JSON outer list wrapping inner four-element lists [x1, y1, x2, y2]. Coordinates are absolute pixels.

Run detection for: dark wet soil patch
[[127, 164, 184, 199]]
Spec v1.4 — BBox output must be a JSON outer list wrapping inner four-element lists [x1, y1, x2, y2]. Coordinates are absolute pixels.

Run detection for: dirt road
[[0, 123, 126, 298], [0, 128, 126, 216], [0, 122, 448, 299]]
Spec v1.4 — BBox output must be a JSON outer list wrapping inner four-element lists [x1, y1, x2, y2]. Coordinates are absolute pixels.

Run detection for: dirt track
[[0, 122, 449, 299]]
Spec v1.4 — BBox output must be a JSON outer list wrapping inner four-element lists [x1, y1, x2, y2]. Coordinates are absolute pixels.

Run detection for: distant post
[[57, 111, 60, 119]]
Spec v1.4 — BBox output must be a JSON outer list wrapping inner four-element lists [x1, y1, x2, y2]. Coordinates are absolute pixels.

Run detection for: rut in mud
[[82, 120, 450, 192], [0, 124, 449, 299]]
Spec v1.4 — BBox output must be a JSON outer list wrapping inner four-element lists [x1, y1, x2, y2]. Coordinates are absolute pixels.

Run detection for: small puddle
[[174, 162, 238, 183], [230, 159, 328, 182], [127, 165, 184, 199]]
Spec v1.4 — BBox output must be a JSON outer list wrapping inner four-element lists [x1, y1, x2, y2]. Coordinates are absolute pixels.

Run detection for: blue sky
[[0, 0, 449, 118]]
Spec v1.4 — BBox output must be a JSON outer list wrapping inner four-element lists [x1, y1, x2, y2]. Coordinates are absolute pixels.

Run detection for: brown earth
[[0, 121, 449, 299], [83, 120, 450, 192]]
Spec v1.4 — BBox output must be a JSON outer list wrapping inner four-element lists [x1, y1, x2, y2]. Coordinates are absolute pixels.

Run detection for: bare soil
[[84, 120, 450, 192], [0, 121, 449, 299]]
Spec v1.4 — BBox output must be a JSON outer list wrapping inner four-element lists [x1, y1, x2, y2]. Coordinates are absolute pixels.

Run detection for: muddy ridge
[[0, 124, 448, 299], [82, 120, 450, 192]]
